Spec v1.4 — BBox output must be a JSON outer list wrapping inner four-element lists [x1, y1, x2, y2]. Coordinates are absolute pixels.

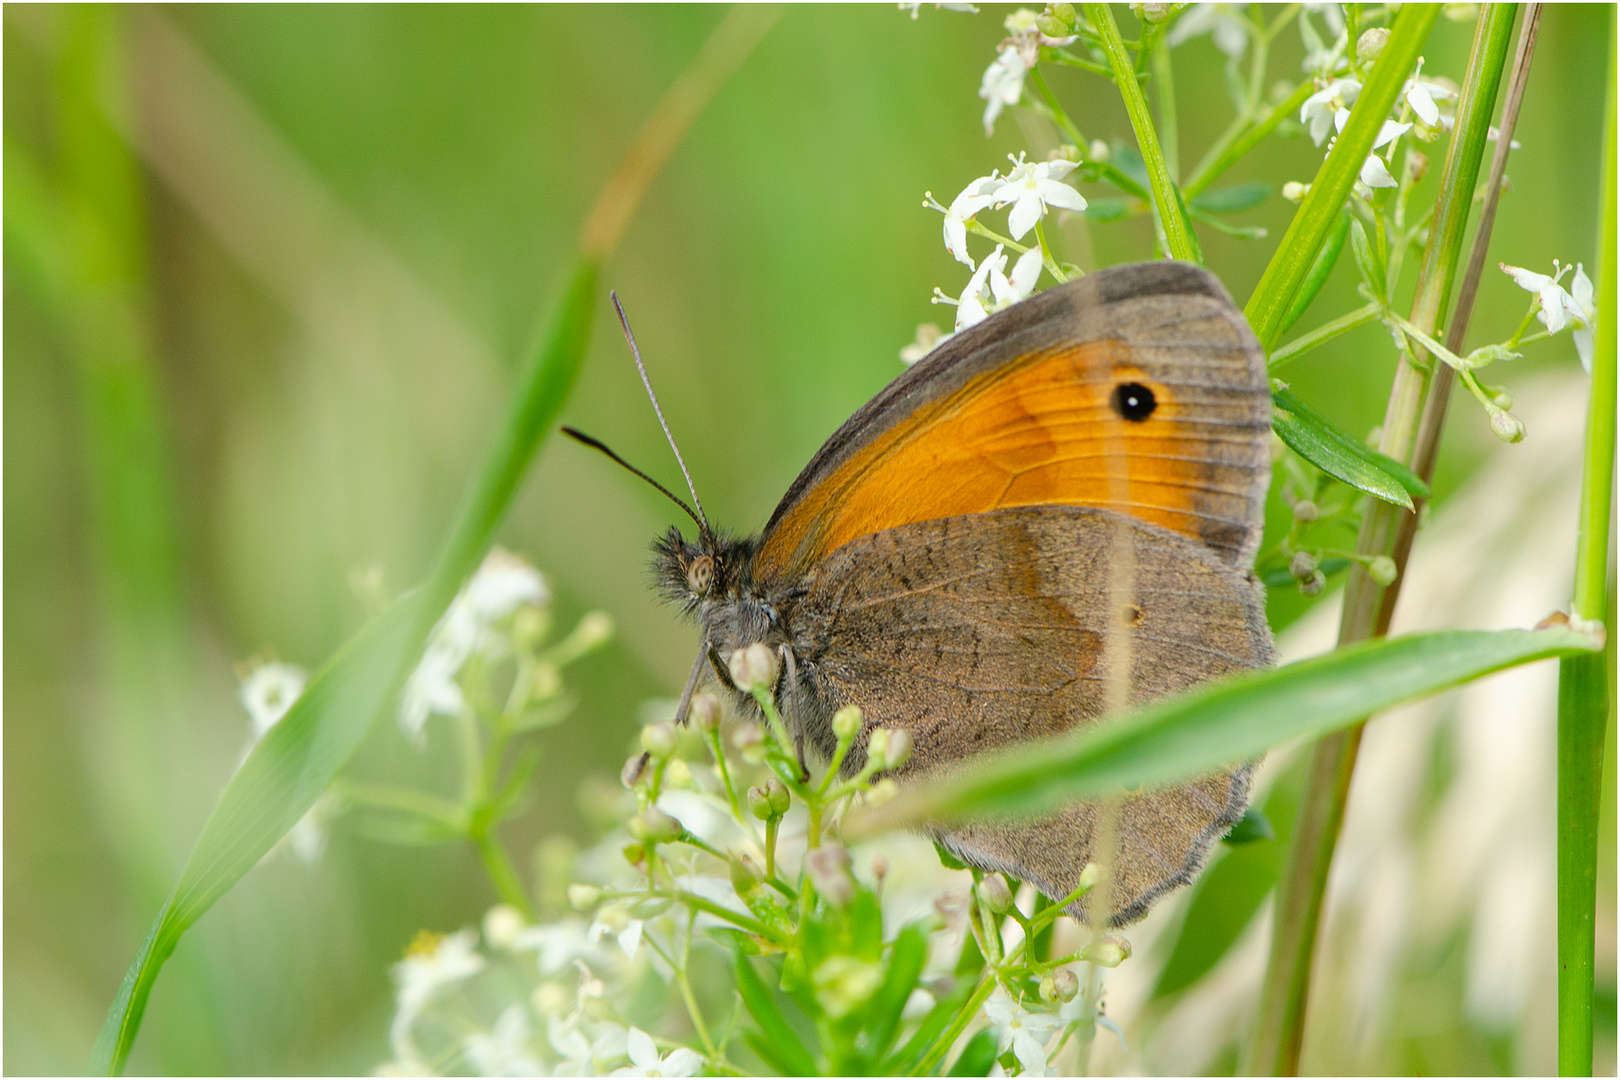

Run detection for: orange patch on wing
[[756, 341, 1253, 579]]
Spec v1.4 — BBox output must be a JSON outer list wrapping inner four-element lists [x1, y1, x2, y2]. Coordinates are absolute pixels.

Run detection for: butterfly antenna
[[612, 291, 710, 533], [561, 427, 708, 534]]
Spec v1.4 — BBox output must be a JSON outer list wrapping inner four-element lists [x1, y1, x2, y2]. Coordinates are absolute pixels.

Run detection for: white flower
[[983, 988, 1060, 1076], [239, 661, 307, 741], [513, 917, 598, 975], [1330, 110, 1410, 191], [463, 1005, 542, 1077], [1300, 78, 1360, 145], [980, 45, 1026, 135], [397, 548, 547, 744], [587, 903, 645, 960], [1166, 4, 1250, 60], [1501, 261, 1596, 371], [483, 904, 529, 950], [390, 929, 487, 1066], [900, 323, 948, 365], [612, 1028, 703, 1077], [951, 244, 1043, 331], [992, 157, 1087, 240], [942, 172, 1003, 267], [900, 1, 979, 16]]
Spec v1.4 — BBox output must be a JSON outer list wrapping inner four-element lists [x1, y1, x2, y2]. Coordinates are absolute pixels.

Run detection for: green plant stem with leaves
[[1245, 8, 1520, 1075], [1557, 20, 1616, 1075]]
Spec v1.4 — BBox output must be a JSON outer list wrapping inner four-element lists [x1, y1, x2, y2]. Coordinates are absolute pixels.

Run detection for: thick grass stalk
[[1557, 20, 1616, 1074], [1244, 8, 1520, 1075], [88, 9, 776, 1074], [1083, 2, 1201, 263]]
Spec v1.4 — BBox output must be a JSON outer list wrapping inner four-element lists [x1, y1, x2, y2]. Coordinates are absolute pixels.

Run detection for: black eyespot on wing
[[1111, 382, 1156, 422]]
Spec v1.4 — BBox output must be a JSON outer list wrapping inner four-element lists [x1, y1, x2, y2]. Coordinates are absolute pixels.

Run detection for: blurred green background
[[4, 4, 1613, 1074]]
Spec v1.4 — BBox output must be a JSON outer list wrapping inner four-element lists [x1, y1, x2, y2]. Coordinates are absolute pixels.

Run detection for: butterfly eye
[[686, 554, 715, 595], [1111, 382, 1157, 422]]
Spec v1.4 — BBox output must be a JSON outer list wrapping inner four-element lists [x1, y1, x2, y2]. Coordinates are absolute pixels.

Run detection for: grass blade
[[1243, 4, 1440, 350], [1557, 15, 1616, 1073], [1271, 387, 1430, 509], [850, 627, 1600, 833]]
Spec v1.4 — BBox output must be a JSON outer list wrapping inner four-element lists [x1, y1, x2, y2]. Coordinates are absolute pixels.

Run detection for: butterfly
[[572, 260, 1273, 926]]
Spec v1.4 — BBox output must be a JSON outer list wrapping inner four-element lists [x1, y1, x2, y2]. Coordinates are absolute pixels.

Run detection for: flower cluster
[[1501, 260, 1597, 372], [379, 636, 1131, 1076]]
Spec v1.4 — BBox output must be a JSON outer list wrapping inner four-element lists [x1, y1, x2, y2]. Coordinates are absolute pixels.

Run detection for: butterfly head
[[652, 526, 756, 615]]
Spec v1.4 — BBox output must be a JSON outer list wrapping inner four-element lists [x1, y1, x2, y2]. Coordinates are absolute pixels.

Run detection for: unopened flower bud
[[1367, 556, 1398, 587], [832, 705, 863, 742], [729, 642, 779, 692], [1290, 551, 1318, 580], [641, 721, 678, 760], [766, 777, 791, 816], [976, 872, 1014, 913], [621, 752, 649, 789], [729, 851, 762, 895], [879, 728, 913, 770], [1356, 27, 1389, 62], [1292, 499, 1319, 523], [866, 778, 900, 807], [567, 883, 602, 911], [1088, 139, 1110, 163], [733, 724, 766, 763], [867, 728, 890, 768], [1081, 934, 1131, 967], [483, 904, 526, 948], [806, 844, 856, 906], [1490, 409, 1526, 443], [689, 691, 721, 732], [1043, 967, 1081, 1002], [1282, 181, 1310, 203], [1077, 862, 1102, 892], [629, 807, 682, 843], [1301, 570, 1327, 597], [1046, 2, 1077, 27], [1036, 12, 1068, 36], [747, 785, 773, 821], [1489, 387, 1514, 410], [1130, 1, 1172, 23]]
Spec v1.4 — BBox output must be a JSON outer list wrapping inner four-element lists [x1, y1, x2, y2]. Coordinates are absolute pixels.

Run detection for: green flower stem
[[1243, 3, 1440, 350], [1150, 34, 1178, 180], [674, 890, 791, 948], [764, 818, 780, 881], [1028, 64, 1088, 148], [706, 729, 747, 821], [1185, 80, 1315, 201], [1558, 18, 1616, 1074], [1049, 49, 1113, 78], [335, 782, 468, 828], [1034, 220, 1071, 283], [1246, 8, 1518, 1075], [472, 831, 534, 920], [1269, 302, 1381, 368], [914, 974, 1000, 1076], [1083, 1, 1200, 263], [678, 913, 720, 1056]]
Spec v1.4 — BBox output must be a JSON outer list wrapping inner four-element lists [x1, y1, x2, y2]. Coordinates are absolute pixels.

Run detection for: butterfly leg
[[670, 645, 710, 727], [778, 645, 811, 783], [706, 643, 739, 692]]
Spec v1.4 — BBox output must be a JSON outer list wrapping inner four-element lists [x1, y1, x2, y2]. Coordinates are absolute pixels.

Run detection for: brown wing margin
[[753, 263, 1271, 582]]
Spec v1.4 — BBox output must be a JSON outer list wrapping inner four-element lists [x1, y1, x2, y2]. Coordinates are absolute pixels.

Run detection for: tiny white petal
[[1408, 81, 1440, 125], [1006, 194, 1041, 240], [1035, 177, 1088, 212], [1574, 327, 1594, 373], [1500, 263, 1554, 293], [1360, 154, 1398, 188], [1008, 246, 1043, 299]]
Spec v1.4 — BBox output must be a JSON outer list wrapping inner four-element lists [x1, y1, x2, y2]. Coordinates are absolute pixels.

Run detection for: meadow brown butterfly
[[575, 260, 1273, 926]]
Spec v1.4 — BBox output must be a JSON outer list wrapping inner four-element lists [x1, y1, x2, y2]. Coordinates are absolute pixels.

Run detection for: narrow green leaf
[[855, 627, 1600, 833], [1347, 217, 1387, 302], [888, 979, 974, 1074], [863, 924, 929, 1059], [735, 952, 820, 1077], [1191, 181, 1271, 214], [1277, 211, 1351, 338], [948, 1029, 1000, 1076], [91, 259, 601, 1077], [1244, 4, 1440, 348], [1271, 387, 1429, 509], [1222, 805, 1275, 845]]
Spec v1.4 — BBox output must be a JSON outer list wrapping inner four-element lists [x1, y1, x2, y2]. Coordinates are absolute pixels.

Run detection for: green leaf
[[90, 258, 601, 1077], [1191, 181, 1271, 214], [1222, 806, 1274, 845], [887, 978, 975, 1074], [1277, 211, 1351, 338], [948, 1029, 1001, 1076], [862, 924, 929, 1059], [1347, 217, 1387, 302], [735, 952, 821, 1077], [1243, 3, 1440, 348], [1272, 386, 1429, 509], [855, 627, 1601, 832]]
